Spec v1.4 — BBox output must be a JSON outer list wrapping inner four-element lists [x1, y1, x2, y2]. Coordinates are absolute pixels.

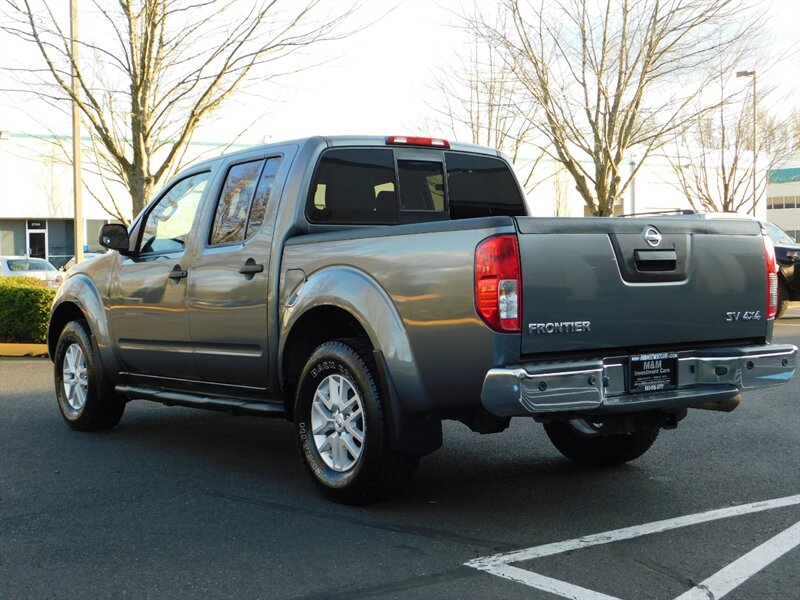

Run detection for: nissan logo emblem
[[643, 226, 662, 247]]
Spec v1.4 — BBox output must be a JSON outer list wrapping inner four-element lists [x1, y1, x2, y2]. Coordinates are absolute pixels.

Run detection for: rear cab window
[[445, 153, 526, 218], [305, 146, 525, 225]]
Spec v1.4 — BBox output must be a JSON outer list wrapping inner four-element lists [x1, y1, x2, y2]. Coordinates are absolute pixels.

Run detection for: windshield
[[763, 221, 797, 245], [5, 258, 56, 272]]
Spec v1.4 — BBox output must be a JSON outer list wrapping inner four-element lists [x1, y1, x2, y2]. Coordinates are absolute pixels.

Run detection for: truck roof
[[186, 135, 503, 171]]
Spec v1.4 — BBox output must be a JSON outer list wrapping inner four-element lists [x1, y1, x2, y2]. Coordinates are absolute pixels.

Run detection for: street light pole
[[736, 69, 757, 217], [70, 0, 84, 263]]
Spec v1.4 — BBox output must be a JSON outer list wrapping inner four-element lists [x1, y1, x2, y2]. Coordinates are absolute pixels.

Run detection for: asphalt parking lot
[[2, 307, 799, 599]]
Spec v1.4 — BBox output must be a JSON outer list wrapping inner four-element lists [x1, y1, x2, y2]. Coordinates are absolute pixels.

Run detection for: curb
[[0, 343, 48, 357]]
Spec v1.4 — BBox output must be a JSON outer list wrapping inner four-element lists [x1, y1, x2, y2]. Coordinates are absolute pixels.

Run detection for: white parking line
[[466, 495, 800, 599], [675, 520, 800, 600]]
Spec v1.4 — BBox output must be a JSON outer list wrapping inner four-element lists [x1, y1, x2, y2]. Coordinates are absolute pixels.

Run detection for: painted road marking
[[465, 495, 800, 599], [675, 520, 800, 600]]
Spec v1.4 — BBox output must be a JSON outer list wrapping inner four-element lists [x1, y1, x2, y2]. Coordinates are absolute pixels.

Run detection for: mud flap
[[373, 349, 442, 455]]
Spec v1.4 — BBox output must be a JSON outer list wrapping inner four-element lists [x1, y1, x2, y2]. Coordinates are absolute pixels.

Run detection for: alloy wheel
[[311, 374, 366, 472]]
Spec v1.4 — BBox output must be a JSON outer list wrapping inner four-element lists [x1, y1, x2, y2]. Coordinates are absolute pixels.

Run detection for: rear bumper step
[[481, 343, 798, 417]]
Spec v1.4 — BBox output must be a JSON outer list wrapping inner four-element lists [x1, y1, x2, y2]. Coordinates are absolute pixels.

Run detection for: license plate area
[[629, 352, 678, 393]]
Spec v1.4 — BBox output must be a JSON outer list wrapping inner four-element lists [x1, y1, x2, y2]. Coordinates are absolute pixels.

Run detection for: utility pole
[[737, 69, 757, 216], [751, 71, 757, 217], [70, 0, 84, 263]]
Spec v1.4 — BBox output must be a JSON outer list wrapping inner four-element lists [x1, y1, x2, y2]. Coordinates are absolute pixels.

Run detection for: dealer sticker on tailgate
[[630, 352, 678, 392]]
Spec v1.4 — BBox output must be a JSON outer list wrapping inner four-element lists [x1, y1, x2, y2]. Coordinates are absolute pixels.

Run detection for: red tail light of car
[[475, 234, 521, 332]]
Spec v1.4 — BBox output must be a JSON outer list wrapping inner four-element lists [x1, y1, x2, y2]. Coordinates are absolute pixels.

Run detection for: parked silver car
[[0, 256, 63, 289]]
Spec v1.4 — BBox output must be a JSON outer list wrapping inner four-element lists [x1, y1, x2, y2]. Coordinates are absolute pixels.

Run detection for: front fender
[[49, 273, 121, 382], [279, 266, 430, 413]]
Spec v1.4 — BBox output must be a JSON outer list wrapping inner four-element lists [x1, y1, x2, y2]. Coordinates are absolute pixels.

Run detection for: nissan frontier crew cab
[[48, 135, 798, 504]]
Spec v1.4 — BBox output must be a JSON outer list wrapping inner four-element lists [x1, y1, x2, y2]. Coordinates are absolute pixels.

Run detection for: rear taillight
[[475, 234, 521, 332], [762, 230, 778, 319]]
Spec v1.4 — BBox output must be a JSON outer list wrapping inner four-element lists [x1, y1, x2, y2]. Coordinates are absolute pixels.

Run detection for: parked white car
[[0, 256, 63, 289]]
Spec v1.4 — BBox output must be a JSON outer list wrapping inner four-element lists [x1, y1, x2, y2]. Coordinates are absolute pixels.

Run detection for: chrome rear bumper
[[481, 343, 798, 417]]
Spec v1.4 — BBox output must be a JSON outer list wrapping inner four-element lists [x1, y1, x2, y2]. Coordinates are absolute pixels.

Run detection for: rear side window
[[445, 153, 526, 218], [307, 149, 397, 224], [209, 156, 282, 246], [210, 160, 264, 245], [246, 157, 282, 238]]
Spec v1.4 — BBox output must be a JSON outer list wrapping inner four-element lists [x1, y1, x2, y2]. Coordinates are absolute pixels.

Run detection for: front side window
[[140, 172, 210, 254], [307, 149, 397, 224]]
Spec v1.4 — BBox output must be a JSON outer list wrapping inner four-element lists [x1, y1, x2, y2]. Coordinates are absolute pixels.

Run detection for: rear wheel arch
[[278, 266, 428, 414], [281, 305, 373, 420]]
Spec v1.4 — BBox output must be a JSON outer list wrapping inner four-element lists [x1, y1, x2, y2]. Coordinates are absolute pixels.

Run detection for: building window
[[0, 220, 26, 255], [47, 219, 75, 269]]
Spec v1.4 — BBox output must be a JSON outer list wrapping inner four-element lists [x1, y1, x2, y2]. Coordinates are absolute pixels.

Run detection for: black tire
[[544, 419, 659, 467], [777, 279, 790, 319], [54, 320, 125, 431], [294, 338, 418, 504]]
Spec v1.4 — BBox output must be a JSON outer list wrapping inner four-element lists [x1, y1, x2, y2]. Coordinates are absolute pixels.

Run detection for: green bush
[[0, 277, 56, 343]]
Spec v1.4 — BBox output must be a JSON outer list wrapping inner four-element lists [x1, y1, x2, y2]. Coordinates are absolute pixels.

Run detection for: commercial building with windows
[[0, 133, 118, 269], [0, 131, 253, 268], [766, 166, 800, 241]]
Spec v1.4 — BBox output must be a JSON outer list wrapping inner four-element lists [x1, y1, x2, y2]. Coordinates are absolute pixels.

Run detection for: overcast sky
[[0, 0, 798, 146]]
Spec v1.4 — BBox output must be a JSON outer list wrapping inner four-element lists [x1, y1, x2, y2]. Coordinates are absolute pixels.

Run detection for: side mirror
[[99, 223, 132, 254]]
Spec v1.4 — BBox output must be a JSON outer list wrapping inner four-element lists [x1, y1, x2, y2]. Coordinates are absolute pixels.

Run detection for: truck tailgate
[[517, 217, 767, 355]]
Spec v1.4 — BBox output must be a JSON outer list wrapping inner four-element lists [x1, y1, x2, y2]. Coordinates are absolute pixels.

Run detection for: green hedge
[[0, 277, 56, 343]]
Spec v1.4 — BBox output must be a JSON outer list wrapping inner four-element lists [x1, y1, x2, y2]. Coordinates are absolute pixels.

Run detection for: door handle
[[168, 265, 188, 280], [239, 259, 264, 275]]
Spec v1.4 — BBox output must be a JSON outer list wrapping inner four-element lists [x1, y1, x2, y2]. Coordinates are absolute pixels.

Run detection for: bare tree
[[2, 0, 360, 223], [428, 7, 545, 194], [472, 0, 762, 216], [670, 97, 799, 213]]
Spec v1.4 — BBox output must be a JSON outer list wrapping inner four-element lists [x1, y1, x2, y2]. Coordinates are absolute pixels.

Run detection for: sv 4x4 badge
[[725, 310, 762, 321]]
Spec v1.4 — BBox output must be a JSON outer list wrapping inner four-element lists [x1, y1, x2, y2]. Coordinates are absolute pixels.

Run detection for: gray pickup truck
[[48, 135, 798, 504]]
